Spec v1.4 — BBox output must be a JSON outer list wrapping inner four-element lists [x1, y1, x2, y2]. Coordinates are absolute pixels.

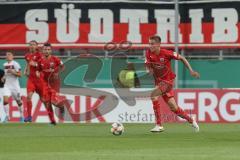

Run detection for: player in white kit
[[2, 52, 24, 122]]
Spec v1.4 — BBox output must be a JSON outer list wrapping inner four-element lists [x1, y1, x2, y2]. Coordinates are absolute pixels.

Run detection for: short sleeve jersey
[[145, 48, 180, 83]]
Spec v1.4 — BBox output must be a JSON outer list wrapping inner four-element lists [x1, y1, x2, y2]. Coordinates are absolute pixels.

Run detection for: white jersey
[[3, 60, 21, 90]]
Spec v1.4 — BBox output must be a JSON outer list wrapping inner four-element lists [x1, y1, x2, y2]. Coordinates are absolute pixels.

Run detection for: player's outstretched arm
[[178, 55, 200, 79]]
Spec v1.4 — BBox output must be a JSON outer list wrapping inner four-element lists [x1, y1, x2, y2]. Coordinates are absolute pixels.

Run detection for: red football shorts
[[48, 79, 60, 92], [27, 78, 42, 95], [27, 78, 51, 102], [157, 80, 174, 103]]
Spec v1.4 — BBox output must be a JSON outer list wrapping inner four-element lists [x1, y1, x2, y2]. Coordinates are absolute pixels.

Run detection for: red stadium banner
[[1, 1, 240, 49], [2, 88, 240, 123], [167, 89, 240, 123]]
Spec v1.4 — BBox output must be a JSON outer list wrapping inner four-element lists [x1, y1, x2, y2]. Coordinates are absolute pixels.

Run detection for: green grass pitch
[[0, 123, 239, 160]]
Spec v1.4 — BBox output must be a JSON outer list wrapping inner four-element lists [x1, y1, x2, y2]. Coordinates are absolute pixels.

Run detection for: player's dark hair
[[43, 43, 52, 47], [29, 40, 38, 45], [149, 35, 161, 43]]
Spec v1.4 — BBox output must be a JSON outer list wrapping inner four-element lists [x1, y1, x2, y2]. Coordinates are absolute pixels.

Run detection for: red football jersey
[[38, 55, 63, 82], [25, 52, 43, 79], [145, 48, 180, 84]]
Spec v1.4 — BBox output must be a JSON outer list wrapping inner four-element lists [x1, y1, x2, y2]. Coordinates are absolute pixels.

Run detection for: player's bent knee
[[168, 102, 177, 112], [169, 105, 177, 112], [151, 89, 162, 99]]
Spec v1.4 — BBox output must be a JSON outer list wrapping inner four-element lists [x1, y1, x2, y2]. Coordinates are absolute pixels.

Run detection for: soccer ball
[[111, 122, 124, 136]]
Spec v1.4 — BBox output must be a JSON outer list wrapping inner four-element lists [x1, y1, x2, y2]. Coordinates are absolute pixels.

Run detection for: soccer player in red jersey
[[39, 43, 63, 93], [37, 43, 67, 124], [24, 40, 44, 122], [145, 35, 200, 132]]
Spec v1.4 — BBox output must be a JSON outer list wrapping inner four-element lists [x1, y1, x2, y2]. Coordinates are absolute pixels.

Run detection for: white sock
[[3, 104, 9, 118]]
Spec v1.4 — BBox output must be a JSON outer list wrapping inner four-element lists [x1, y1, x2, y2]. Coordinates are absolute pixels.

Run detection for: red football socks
[[26, 100, 32, 117], [46, 104, 56, 123], [174, 107, 193, 123]]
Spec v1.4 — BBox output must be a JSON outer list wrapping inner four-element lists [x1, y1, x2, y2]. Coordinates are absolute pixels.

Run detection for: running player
[[37, 43, 69, 124], [145, 35, 200, 132], [39, 43, 64, 93], [24, 40, 43, 122], [2, 52, 24, 122]]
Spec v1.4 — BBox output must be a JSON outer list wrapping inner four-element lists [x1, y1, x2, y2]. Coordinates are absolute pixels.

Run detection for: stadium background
[[0, 0, 240, 123]]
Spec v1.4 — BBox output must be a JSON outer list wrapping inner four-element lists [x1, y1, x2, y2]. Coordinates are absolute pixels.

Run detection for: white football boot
[[150, 125, 165, 132], [191, 117, 200, 132]]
